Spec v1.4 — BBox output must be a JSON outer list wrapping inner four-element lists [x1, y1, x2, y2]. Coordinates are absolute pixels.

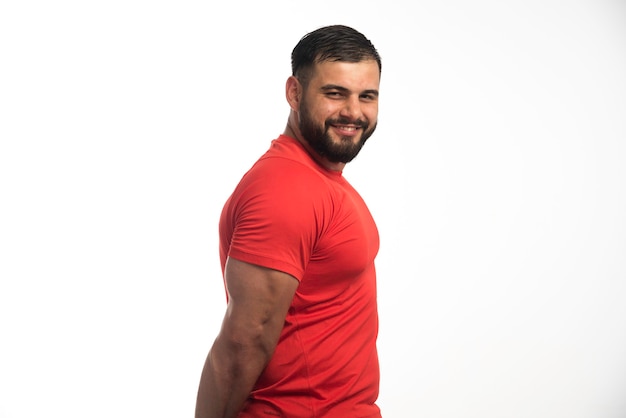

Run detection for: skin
[[285, 59, 380, 171], [195, 59, 380, 418], [195, 259, 298, 418]]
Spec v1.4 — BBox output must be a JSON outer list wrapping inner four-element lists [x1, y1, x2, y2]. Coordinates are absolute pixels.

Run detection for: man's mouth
[[332, 125, 362, 138], [329, 118, 367, 137], [333, 124, 360, 132]]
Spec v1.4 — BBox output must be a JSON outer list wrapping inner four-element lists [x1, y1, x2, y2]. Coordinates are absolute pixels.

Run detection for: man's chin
[[331, 131, 366, 146], [327, 143, 365, 163]]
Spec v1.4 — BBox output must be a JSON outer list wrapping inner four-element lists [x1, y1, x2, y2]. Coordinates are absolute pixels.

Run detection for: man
[[196, 25, 383, 418]]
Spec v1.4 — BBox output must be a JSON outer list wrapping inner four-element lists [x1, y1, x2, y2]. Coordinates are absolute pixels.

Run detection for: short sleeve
[[222, 158, 327, 281]]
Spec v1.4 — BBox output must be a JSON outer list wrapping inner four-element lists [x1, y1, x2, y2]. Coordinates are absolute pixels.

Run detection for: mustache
[[326, 117, 368, 129]]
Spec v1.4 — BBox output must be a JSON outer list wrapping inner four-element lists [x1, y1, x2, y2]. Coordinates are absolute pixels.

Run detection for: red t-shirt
[[219, 135, 381, 418]]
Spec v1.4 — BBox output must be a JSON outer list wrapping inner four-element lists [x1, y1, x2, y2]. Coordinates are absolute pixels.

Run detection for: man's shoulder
[[244, 152, 331, 192]]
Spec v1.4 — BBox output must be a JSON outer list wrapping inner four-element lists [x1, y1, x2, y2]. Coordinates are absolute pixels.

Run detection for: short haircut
[[291, 25, 382, 87]]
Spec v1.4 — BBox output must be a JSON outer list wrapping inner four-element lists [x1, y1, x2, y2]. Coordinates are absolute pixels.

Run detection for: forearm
[[195, 333, 273, 418]]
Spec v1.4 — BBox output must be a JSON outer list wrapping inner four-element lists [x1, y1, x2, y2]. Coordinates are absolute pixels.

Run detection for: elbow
[[221, 323, 277, 366]]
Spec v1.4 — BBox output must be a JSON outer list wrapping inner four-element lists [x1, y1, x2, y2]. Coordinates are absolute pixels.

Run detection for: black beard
[[299, 101, 376, 164]]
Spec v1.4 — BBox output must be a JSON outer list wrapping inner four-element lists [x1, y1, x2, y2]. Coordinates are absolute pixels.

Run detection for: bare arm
[[195, 257, 299, 418]]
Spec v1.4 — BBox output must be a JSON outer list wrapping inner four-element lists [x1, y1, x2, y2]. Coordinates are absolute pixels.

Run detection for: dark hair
[[291, 25, 381, 87]]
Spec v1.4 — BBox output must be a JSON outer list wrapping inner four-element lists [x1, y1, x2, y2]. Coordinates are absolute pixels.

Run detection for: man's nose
[[340, 96, 363, 121]]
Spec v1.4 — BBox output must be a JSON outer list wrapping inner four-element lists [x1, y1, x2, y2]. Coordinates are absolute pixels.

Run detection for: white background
[[1, 1, 625, 417]]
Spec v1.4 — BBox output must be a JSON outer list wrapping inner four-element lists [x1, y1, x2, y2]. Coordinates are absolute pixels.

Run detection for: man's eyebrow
[[320, 84, 349, 92], [320, 84, 379, 97], [362, 89, 379, 97]]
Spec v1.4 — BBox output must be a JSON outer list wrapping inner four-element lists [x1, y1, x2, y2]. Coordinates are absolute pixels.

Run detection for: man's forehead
[[311, 60, 380, 88]]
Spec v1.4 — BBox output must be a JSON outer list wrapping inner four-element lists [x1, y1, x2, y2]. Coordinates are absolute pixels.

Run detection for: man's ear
[[285, 76, 301, 111]]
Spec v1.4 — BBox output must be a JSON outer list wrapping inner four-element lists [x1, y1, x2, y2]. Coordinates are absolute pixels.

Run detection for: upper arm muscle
[[222, 257, 299, 350]]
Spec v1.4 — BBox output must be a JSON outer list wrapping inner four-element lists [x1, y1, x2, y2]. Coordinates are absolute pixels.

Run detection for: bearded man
[[196, 24, 383, 418]]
